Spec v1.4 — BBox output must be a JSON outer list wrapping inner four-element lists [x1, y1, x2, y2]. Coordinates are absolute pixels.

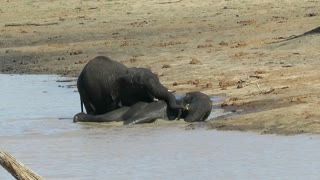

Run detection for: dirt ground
[[1, 0, 320, 135]]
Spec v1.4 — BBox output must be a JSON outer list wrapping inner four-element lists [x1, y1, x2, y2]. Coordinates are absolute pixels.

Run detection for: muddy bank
[[1, 0, 320, 135]]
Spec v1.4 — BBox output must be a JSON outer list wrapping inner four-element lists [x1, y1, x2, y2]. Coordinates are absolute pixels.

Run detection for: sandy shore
[[1, 0, 320, 135]]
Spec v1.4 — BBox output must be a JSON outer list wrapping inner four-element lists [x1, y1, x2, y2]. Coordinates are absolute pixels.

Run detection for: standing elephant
[[73, 91, 212, 125], [77, 56, 127, 115], [77, 56, 184, 115]]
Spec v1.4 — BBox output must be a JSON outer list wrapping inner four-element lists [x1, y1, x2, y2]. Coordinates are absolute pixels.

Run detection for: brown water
[[1, 74, 320, 180]]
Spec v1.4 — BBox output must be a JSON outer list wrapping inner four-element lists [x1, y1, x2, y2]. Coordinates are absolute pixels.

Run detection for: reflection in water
[[1, 74, 320, 179]]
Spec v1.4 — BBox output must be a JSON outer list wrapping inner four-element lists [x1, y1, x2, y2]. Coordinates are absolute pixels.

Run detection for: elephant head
[[118, 67, 184, 110], [180, 91, 212, 122]]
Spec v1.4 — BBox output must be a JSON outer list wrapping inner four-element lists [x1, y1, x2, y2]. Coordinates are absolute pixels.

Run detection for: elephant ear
[[133, 68, 184, 110], [118, 73, 133, 85], [182, 92, 213, 122], [119, 67, 184, 110], [128, 67, 154, 86], [116, 70, 155, 106], [118, 67, 140, 86]]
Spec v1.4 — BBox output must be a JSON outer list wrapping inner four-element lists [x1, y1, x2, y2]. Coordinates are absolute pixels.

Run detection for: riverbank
[[1, 0, 320, 135]]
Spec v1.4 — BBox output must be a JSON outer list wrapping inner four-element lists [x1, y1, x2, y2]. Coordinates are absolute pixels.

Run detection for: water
[[0, 74, 79, 136], [1, 74, 320, 180]]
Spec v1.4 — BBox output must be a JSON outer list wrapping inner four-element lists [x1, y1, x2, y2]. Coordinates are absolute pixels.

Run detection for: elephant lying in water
[[77, 56, 184, 115], [74, 91, 213, 125]]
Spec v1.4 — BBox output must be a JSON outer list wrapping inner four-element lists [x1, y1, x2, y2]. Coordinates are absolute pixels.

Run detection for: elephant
[[73, 91, 213, 125], [179, 91, 213, 122], [77, 56, 127, 115], [77, 56, 184, 115]]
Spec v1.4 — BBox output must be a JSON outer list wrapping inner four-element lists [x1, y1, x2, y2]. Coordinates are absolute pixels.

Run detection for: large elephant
[[77, 56, 184, 115], [73, 91, 213, 125], [77, 56, 127, 115]]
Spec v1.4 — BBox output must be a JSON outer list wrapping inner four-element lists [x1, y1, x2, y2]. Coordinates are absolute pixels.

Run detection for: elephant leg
[[82, 97, 95, 115], [123, 101, 168, 125], [73, 106, 131, 123], [77, 77, 96, 115]]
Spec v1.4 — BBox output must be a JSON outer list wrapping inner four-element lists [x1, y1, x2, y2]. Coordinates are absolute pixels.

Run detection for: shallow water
[[1, 74, 320, 179]]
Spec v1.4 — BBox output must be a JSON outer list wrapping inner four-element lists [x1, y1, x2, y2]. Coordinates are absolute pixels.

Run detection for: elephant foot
[[73, 112, 87, 122]]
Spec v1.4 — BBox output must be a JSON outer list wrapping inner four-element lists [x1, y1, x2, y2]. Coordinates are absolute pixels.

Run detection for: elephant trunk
[[146, 80, 184, 110]]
